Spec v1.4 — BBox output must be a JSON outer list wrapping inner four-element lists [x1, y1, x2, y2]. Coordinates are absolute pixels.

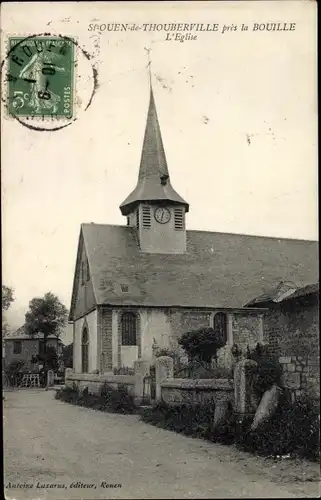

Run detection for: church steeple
[[119, 86, 189, 216]]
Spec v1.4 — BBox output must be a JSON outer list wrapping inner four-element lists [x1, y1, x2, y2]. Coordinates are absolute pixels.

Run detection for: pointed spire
[[120, 69, 189, 216]]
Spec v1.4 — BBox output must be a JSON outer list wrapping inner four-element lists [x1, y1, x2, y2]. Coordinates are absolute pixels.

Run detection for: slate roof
[[286, 282, 319, 300], [246, 281, 319, 306], [78, 223, 318, 311], [119, 88, 189, 215], [4, 325, 63, 341]]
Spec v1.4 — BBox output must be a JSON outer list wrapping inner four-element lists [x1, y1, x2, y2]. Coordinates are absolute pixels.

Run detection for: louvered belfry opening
[[174, 207, 184, 230], [142, 205, 151, 228]]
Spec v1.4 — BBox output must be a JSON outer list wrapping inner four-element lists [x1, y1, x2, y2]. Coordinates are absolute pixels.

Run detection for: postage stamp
[[7, 36, 75, 119]]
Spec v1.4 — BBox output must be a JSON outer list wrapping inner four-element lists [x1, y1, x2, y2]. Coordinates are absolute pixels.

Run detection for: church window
[[174, 208, 184, 230], [127, 216, 130, 226], [121, 312, 137, 346], [136, 208, 140, 229], [142, 205, 151, 228], [213, 312, 227, 345], [81, 326, 89, 373]]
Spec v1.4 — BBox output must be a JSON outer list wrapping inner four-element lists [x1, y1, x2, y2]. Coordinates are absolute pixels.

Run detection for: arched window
[[213, 312, 227, 345], [121, 312, 137, 346], [81, 327, 89, 373]]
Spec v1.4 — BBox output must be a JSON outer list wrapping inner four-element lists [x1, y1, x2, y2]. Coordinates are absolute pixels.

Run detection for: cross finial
[[144, 47, 152, 88]]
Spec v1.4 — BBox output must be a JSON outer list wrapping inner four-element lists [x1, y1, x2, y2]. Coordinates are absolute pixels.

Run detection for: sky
[[1, 1, 317, 343]]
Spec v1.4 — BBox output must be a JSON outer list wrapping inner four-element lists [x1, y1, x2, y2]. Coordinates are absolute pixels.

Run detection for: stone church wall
[[232, 313, 264, 349], [73, 310, 98, 373], [167, 309, 212, 346], [99, 307, 113, 373]]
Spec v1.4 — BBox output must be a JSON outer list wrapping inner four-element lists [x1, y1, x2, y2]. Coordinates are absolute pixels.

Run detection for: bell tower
[[120, 81, 189, 254]]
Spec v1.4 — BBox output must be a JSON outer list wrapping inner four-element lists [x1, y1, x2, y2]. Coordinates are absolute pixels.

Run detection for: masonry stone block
[[281, 371, 300, 390], [287, 364, 295, 372], [279, 357, 291, 364]]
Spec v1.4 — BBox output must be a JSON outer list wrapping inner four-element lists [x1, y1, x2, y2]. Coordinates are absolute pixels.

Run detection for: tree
[[32, 345, 59, 372], [2, 285, 14, 311], [25, 292, 68, 369], [178, 327, 226, 363], [2, 285, 15, 337], [60, 343, 73, 368]]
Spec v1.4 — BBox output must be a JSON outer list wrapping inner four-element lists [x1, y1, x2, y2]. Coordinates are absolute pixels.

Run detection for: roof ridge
[[81, 223, 317, 243]]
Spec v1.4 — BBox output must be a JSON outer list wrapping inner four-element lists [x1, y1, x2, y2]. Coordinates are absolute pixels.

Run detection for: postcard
[[1, 1, 319, 499]]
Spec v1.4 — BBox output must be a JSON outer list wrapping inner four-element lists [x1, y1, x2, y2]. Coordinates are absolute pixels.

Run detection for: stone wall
[[264, 300, 318, 358], [65, 372, 135, 396], [161, 378, 234, 405], [280, 355, 320, 402], [263, 295, 319, 401]]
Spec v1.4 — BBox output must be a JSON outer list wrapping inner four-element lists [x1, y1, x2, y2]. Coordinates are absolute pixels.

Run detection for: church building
[[69, 85, 318, 374]]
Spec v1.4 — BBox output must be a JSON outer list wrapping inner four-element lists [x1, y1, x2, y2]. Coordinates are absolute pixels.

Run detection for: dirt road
[[3, 390, 320, 499]]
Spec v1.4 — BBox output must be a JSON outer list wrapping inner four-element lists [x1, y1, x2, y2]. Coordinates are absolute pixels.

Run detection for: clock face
[[154, 207, 171, 224]]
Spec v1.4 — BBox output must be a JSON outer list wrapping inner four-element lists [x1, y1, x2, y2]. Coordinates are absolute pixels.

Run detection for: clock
[[154, 207, 171, 224]]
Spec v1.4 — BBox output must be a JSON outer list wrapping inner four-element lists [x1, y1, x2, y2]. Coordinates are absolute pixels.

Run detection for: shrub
[[247, 342, 282, 397], [179, 327, 225, 363], [55, 381, 136, 414], [141, 397, 320, 462], [142, 401, 217, 439], [4, 360, 26, 386], [55, 382, 79, 402], [99, 382, 136, 413], [236, 396, 320, 461]]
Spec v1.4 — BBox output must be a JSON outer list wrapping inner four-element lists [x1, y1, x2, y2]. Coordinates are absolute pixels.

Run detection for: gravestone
[[251, 384, 283, 430]]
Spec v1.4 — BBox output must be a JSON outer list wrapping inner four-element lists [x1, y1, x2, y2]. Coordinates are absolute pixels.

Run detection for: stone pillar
[[216, 345, 235, 375], [45, 370, 54, 389], [65, 368, 73, 387], [258, 314, 264, 343], [155, 356, 174, 402], [134, 359, 150, 405], [227, 313, 233, 346], [112, 310, 119, 370], [234, 358, 258, 418]]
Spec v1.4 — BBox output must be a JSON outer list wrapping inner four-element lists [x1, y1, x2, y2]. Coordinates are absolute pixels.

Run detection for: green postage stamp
[[7, 36, 75, 118]]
